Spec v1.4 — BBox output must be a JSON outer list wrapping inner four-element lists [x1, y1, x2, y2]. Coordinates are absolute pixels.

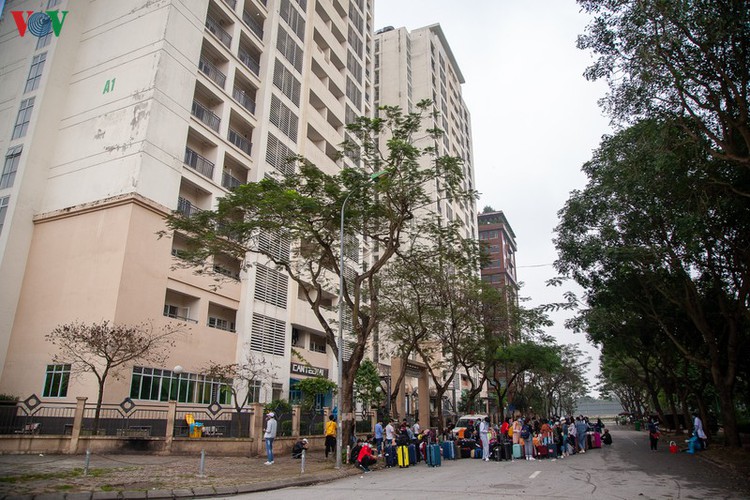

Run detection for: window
[[272, 382, 283, 401], [0, 146, 22, 190], [273, 59, 301, 106], [479, 230, 499, 240], [276, 27, 303, 72], [254, 265, 288, 308], [279, 0, 305, 40], [347, 51, 362, 83], [36, 32, 52, 50], [309, 335, 326, 353], [346, 77, 362, 108], [208, 316, 235, 332], [250, 313, 286, 356], [269, 94, 299, 142], [129, 366, 231, 404], [266, 133, 296, 176], [12, 97, 35, 140], [0, 196, 9, 236], [25, 53, 47, 93], [248, 380, 262, 403], [43, 364, 70, 398], [258, 229, 291, 262]]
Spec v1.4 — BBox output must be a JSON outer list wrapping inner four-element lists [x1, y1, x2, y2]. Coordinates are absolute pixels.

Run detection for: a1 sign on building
[[10, 10, 69, 38]]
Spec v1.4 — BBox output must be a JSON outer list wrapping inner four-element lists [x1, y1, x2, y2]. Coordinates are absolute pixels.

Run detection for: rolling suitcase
[[460, 440, 472, 458], [593, 432, 602, 448], [472, 447, 483, 459], [408, 443, 418, 464], [503, 442, 513, 461], [492, 445, 502, 461], [512, 443, 523, 459], [586, 433, 593, 450], [397, 445, 410, 467], [385, 445, 397, 467], [536, 445, 548, 459], [426, 443, 441, 467], [441, 441, 455, 460], [547, 444, 558, 459]]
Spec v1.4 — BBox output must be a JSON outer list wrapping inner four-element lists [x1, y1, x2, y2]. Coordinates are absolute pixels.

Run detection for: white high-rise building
[[0, 0, 373, 408], [374, 24, 479, 420]]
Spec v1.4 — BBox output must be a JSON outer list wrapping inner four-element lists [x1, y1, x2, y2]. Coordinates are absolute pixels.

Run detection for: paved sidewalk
[[0, 450, 360, 499]]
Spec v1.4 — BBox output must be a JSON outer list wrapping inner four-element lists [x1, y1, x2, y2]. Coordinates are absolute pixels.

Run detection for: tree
[[45, 320, 183, 432], [200, 349, 274, 437], [353, 359, 384, 416], [163, 100, 475, 446], [555, 118, 750, 446], [578, 0, 750, 168], [297, 377, 337, 435]]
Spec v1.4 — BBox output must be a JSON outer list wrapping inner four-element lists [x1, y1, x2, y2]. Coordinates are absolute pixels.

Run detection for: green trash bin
[[635, 421, 641, 431]]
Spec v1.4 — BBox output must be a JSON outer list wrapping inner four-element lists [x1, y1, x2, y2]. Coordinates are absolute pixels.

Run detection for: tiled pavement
[[0, 450, 359, 499]]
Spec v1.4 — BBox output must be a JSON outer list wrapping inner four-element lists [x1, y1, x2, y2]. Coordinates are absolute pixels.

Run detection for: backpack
[[521, 427, 531, 440]]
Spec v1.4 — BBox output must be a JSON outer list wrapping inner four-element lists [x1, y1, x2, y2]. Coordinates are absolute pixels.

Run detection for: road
[[226, 429, 750, 499]]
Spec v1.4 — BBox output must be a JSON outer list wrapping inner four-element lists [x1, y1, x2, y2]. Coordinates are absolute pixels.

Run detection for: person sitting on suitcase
[[291, 438, 308, 459], [357, 441, 376, 472], [350, 439, 363, 464]]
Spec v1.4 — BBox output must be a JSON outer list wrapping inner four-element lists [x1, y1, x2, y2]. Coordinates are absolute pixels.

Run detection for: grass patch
[[0, 468, 111, 483]]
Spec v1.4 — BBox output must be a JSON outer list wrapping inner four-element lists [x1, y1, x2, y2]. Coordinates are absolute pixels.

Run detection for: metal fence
[[0, 396, 76, 435], [175, 404, 253, 439], [0, 396, 255, 439]]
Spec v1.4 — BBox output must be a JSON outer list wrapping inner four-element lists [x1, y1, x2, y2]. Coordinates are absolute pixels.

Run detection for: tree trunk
[[714, 381, 741, 447], [666, 390, 681, 433], [93, 373, 107, 434]]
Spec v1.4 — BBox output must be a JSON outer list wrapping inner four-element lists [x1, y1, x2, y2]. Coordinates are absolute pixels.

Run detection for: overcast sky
[[374, 0, 612, 394]]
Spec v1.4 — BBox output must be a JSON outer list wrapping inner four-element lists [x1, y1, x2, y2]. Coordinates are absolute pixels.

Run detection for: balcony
[[238, 49, 260, 76], [184, 147, 215, 178], [221, 0, 236, 10], [242, 11, 264, 40], [177, 196, 203, 217], [228, 128, 252, 155], [191, 100, 221, 132], [222, 170, 242, 190], [232, 87, 256, 115], [199, 58, 227, 88], [205, 16, 232, 49]]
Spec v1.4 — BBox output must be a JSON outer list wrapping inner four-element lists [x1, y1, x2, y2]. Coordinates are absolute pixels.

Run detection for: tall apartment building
[[0, 0, 373, 407], [478, 209, 518, 296], [374, 24, 478, 418]]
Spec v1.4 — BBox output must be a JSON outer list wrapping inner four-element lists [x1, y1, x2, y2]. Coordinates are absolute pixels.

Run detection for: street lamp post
[[335, 171, 388, 470]]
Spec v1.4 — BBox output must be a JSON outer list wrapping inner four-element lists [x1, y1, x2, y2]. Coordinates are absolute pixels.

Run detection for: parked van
[[452, 414, 488, 439]]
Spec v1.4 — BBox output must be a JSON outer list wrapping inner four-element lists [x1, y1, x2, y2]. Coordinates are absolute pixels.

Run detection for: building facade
[[0, 0, 373, 407], [373, 24, 479, 421], [478, 209, 518, 295]]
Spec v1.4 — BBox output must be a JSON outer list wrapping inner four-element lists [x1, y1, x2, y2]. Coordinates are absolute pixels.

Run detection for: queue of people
[[447, 415, 613, 462], [281, 412, 616, 470]]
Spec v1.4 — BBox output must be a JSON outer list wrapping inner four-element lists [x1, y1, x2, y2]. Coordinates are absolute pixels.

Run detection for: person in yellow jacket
[[324, 415, 337, 459]]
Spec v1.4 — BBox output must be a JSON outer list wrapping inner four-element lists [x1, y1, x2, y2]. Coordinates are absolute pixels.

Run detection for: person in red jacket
[[357, 442, 377, 472]]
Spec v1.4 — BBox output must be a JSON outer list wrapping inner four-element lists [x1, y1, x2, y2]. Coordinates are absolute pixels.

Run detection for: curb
[[3, 468, 361, 500]]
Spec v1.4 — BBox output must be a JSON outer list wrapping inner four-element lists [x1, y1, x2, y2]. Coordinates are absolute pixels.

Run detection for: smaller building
[[478, 209, 518, 296]]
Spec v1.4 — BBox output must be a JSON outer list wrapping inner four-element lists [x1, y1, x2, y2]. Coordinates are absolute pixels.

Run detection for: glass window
[[42, 364, 71, 398], [0, 196, 8, 236], [272, 382, 283, 401], [12, 97, 35, 140], [25, 53, 47, 93], [129, 366, 232, 404], [0, 146, 22, 190], [36, 32, 52, 50], [309, 335, 326, 353]]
